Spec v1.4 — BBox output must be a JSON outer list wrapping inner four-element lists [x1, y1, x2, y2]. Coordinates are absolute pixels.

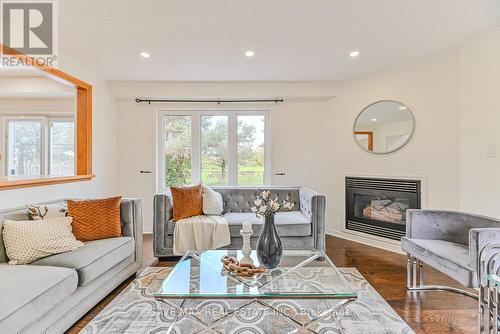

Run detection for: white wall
[[112, 54, 463, 247], [115, 99, 156, 232], [0, 98, 74, 114], [0, 53, 118, 209], [109, 26, 500, 253], [307, 28, 500, 250], [459, 27, 500, 217], [326, 52, 462, 250], [0, 76, 74, 98], [112, 82, 339, 232], [1, 18, 494, 254]]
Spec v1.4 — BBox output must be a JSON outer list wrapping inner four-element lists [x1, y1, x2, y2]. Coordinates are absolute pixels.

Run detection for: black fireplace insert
[[345, 177, 421, 240]]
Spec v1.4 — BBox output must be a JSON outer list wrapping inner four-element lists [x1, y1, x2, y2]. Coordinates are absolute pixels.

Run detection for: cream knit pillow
[[202, 186, 224, 215], [2, 217, 84, 265]]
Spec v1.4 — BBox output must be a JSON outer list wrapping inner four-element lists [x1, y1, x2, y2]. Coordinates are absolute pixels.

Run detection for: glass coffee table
[[155, 250, 357, 333]]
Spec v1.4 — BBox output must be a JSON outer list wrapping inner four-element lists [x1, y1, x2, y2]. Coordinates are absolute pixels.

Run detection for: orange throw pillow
[[67, 197, 122, 242], [171, 185, 203, 222]]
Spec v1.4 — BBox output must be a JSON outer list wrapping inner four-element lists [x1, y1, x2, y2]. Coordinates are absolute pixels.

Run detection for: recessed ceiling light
[[139, 51, 151, 58], [349, 50, 360, 58], [371, 118, 377, 122], [245, 50, 255, 57], [398, 106, 407, 110]]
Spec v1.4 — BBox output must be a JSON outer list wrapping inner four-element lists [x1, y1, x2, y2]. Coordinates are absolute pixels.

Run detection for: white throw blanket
[[173, 215, 231, 255]]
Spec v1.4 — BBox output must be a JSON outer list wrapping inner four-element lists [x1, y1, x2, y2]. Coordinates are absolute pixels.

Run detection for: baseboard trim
[[143, 227, 153, 234], [326, 228, 404, 254]]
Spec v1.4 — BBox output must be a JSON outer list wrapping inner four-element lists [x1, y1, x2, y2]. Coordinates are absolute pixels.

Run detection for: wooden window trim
[[354, 131, 374, 151], [0, 44, 93, 190]]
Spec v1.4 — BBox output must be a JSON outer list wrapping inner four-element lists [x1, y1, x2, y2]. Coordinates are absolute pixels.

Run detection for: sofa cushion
[[33, 237, 134, 286], [2, 217, 84, 265], [215, 188, 300, 214], [171, 185, 203, 221], [0, 201, 66, 264], [224, 211, 311, 237], [27, 203, 68, 220], [0, 264, 78, 333], [166, 211, 311, 237], [202, 185, 224, 215], [401, 237, 477, 287], [67, 196, 123, 242]]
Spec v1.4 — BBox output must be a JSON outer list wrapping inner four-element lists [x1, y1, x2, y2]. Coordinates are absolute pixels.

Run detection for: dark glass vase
[[257, 213, 283, 269]]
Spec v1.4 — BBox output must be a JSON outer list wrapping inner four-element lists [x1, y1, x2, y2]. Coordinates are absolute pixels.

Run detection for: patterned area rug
[[82, 267, 414, 334]]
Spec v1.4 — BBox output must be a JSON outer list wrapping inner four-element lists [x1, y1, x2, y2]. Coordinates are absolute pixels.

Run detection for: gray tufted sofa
[[153, 187, 326, 258], [0, 198, 143, 334]]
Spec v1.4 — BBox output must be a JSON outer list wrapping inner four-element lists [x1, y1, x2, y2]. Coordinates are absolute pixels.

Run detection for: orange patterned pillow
[[67, 197, 122, 242], [171, 185, 203, 222]]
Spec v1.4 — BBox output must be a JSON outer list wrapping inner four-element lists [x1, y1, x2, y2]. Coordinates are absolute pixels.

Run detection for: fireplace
[[345, 177, 421, 240]]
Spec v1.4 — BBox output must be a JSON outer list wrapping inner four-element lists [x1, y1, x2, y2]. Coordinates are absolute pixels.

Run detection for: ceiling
[[59, 0, 500, 81]]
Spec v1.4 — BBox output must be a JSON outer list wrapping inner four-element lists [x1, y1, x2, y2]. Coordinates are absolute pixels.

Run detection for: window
[[3, 116, 75, 177], [6, 119, 42, 176], [49, 120, 75, 176], [163, 115, 192, 186], [158, 110, 269, 191], [201, 115, 229, 186], [238, 115, 265, 185]]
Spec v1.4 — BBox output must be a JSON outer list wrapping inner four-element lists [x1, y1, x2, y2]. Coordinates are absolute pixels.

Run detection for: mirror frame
[[353, 100, 415, 154], [0, 44, 93, 190]]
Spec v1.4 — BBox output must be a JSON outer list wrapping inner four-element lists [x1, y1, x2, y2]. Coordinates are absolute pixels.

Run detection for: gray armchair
[[401, 209, 500, 298]]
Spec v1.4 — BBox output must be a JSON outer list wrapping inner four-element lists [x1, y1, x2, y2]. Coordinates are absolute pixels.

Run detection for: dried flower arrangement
[[250, 189, 295, 217]]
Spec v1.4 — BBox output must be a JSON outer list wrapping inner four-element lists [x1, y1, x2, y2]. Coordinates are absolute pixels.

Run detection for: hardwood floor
[[326, 237, 477, 333], [68, 235, 477, 333]]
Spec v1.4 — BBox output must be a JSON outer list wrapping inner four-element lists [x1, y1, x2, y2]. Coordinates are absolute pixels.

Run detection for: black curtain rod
[[134, 98, 284, 104]]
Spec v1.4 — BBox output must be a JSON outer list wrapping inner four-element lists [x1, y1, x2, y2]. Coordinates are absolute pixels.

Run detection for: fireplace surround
[[345, 177, 421, 240]]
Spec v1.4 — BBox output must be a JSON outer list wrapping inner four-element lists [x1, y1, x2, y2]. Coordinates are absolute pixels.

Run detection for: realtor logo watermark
[[0, 0, 58, 67]]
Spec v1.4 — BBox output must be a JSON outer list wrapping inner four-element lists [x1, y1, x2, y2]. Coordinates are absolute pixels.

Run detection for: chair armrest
[[153, 194, 173, 254], [407, 210, 500, 246], [469, 228, 500, 271], [299, 187, 326, 252], [120, 198, 143, 267], [406, 210, 478, 245]]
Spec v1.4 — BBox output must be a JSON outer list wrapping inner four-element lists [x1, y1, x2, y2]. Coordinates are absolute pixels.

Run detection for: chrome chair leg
[[491, 287, 498, 333], [406, 254, 412, 289], [486, 284, 492, 333], [478, 286, 484, 334], [419, 260, 424, 287], [405, 253, 478, 300], [413, 258, 418, 288]]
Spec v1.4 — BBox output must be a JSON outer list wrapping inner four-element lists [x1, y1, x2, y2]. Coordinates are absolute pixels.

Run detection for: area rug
[[82, 267, 414, 334]]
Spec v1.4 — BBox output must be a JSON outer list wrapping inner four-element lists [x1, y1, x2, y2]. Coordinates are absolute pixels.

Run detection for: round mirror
[[353, 100, 414, 154]]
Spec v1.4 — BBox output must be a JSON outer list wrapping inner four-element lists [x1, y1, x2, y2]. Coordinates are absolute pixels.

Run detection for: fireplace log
[[363, 206, 403, 224]]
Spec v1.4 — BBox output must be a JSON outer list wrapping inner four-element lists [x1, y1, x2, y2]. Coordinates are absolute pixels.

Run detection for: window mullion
[[228, 114, 238, 186], [192, 113, 201, 184], [157, 113, 166, 192], [47, 119, 51, 175], [264, 112, 271, 186]]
